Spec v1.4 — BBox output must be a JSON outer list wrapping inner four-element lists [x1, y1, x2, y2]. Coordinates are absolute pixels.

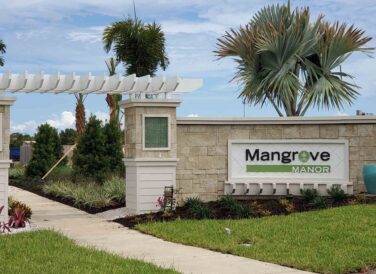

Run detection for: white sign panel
[[229, 139, 349, 182]]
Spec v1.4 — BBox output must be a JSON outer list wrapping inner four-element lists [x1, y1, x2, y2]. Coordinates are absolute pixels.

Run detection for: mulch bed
[[114, 196, 376, 228], [9, 178, 124, 214]]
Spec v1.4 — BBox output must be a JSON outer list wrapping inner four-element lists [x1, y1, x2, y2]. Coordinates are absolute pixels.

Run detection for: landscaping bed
[[0, 230, 177, 273], [135, 205, 376, 274], [114, 193, 374, 228], [10, 177, 125, 214]]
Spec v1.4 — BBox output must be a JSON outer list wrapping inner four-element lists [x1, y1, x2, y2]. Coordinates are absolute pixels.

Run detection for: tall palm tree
[[105, 57, 122, 124], [0, 39, 6, 67], [103, 18, 169, 77], [74, 94, 86, 135], [216, 2, 373, 116]]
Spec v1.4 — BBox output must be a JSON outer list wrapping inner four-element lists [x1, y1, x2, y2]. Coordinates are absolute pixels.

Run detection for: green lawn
[[137, 204, 376, 274], [0, 230, 177, 274]]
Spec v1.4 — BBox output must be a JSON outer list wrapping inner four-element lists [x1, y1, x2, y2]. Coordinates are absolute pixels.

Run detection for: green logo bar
[[246, 165, 331, 173]]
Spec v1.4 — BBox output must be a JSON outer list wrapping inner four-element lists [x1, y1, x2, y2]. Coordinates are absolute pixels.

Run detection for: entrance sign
[[228, 139, 349, 182]]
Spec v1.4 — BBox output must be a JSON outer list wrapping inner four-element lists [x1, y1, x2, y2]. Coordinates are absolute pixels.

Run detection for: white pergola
[[0, 72, 203, 98]]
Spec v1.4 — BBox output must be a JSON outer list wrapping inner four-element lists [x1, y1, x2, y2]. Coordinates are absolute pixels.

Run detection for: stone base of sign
[[124, 158, 178, 215], [176, 117, 376, 203], [0, 160, 11, 222]]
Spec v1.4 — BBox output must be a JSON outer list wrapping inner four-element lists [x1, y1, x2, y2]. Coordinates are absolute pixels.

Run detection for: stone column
[[0, 96, 16, 222], [119, 99, 181, 215]]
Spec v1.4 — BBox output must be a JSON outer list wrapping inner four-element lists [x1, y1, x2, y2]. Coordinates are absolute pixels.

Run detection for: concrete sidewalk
[[10, 186, 314, 274]]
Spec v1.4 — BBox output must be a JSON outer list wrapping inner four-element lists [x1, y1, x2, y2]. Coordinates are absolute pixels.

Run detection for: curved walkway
[[10, 186, 314, 274]]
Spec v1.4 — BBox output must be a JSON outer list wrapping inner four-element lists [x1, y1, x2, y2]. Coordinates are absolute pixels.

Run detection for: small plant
[[312, 196, 328, 209], [156, 186, 176, 212], [102, 176, 125, 203], [279, 199, 295, 214], [219, 196, 255, 219], [8, 208, 30, 228], [184, 197, 213, 220], [327, 186, 348, 203], [0, 206, 10, 233], [300, 188, 319, 203], [9, 163, 26, 179], [8, 198, 32, 219], [250, 201, 272, 217]]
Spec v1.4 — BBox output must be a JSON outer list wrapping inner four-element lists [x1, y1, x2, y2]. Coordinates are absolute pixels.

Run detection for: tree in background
[[75, 94, 86, 135], [72, 116, 108, 183], [59, 128, 77, 145], [103, 119, 123, 175], [103, 18, 169, 77], [26, 124, 64, 177], [10, 133, 33, 148], [105, 58, 122, 125], [216, 2, 373, 116], [0, 39, 6, 66]]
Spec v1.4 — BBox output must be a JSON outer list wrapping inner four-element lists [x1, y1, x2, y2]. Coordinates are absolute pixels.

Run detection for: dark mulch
[[114, 196, 375, 228], [9, 178, 124, 214]]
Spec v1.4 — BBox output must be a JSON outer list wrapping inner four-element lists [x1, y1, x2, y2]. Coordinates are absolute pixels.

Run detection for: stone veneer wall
[[124, 105, 178, 159], [0, 97, 14, 222], [175, 117, 376, 202]]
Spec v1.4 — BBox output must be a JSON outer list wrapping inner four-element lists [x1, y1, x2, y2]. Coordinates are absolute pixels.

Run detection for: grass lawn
[[0, 230, 177, 274], [137, 204, 376, 274]]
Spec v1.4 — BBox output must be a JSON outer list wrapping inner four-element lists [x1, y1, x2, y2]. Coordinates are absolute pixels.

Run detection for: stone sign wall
[[175, 117, 376, 202], [0, 97, 15, 222]]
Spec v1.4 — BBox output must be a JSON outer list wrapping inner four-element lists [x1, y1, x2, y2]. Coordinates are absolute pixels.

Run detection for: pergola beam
[[0, 72, 203, 98]]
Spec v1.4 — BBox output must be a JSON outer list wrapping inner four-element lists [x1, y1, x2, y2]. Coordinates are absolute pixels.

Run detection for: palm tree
[[105, 57, 122, 124], [216, 2, 373, 116], [0, 39, 6, 67], [103, 18, 169, 77], [74, 94, 86, 135]]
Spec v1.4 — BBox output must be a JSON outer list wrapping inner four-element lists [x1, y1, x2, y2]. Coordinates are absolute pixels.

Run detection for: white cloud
[[46, 111, 75, 129], [94, 111, 109, 123], [187, 113, 199, 117], [11, 111, 75, 134], [11, 110, 111, 134], [11, 120, 39, 133]]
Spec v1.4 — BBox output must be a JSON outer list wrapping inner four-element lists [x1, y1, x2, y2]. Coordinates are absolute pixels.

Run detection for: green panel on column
[[145, 117, 168, 148]]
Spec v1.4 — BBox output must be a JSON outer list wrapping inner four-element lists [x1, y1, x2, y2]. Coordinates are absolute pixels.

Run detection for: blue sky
[[0, 0, 375, 134]]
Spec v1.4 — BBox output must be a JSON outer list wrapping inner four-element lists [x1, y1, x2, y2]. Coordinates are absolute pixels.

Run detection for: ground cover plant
[[43, 177, 125, 209], [10, 166, 125, 213], [136, 205, 376, 274], [0, 230, 177, 274], [114, 193, 372, 228]]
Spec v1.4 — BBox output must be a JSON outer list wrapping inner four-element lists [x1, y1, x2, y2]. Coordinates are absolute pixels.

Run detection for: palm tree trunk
[[75, 94, 86, 135], [106, 94, 117, 121]]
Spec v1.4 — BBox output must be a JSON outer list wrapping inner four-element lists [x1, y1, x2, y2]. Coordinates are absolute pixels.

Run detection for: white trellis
[[0, 72, 203, 98]]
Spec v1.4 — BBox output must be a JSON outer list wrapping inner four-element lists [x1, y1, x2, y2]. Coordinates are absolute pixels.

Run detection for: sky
[[0, 0, 375, 134]]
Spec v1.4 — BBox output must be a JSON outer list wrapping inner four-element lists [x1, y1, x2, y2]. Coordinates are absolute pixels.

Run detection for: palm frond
[[215, 2, 373, 116]]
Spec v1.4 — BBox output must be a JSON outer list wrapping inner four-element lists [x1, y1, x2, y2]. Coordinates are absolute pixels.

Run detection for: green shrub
[[59, 128, 77, 145], [26, 124, 65, 177], [184, 197, 213, 219], [312, 196, 328, 209], [9, 163, 25, 179], [300, 188, 319, 203], [327, 185, 348, 202], [103, 120, 124, 175], [219, 196, 254, 219], [72, 116, 109, 183]]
